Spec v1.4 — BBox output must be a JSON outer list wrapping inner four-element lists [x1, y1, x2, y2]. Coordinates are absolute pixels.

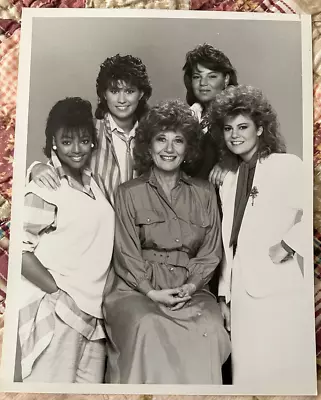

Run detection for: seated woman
[[102, 100, 231, 384], [209, 85, 314, 389], [19, 97, 114, 383]]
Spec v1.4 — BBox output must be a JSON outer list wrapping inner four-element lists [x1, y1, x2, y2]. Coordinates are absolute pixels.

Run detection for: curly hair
[[133, 100, 203, 175], [95, 54, 152, 120], [183, 43, 238, 106], [44, 97, 97, 159], [207, 85, 286, 171]]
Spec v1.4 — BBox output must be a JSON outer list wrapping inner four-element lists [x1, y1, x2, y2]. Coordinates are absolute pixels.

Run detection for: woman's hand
[[170, 283, 197, 311], [269, 242, 292, 264], [147, 288, 191, 308], [219, 299, 231, 332], [31, 163, 61, 190], [209, 164, 229, 187]]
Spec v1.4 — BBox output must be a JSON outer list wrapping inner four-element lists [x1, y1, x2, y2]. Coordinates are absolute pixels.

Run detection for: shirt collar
[[141, 167, 193, 187], [50, 150, 94, 198], [107, 113, 138, 138]]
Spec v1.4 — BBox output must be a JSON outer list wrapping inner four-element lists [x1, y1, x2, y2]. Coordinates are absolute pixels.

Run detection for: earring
[[91, 143, 95, 148], [52, 145, 57, 150]]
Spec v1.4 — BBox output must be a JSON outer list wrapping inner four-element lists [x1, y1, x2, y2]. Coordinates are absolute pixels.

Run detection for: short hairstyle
[[133, 100, 202, 175], [183, 43, 238, 106], [44, 97, 97, 159], [207, 85, 286, 171], [95, 54, 152, 120]]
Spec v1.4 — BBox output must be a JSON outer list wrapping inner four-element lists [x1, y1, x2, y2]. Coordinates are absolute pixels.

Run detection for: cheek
[[150, 142, 162, 157], [209, 79, 225, 91], [129, 94, 141, 105], [191, 80, 199, 90], [106, 93, 116, 106]]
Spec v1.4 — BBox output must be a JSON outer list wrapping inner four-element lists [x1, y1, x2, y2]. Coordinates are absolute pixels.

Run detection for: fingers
[[167, 288, 183, 296], [35, 173, 60, 190], [170, 301, 187, 311], [169, 295, 191, 306]]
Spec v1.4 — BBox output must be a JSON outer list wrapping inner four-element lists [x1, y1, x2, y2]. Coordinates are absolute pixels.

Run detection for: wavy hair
[[44, 97, 97, 159], [95, 54, 152, 120], [183, 43, 238, 106], [133, 100, 202, 175], [207, 85, 286, 171]]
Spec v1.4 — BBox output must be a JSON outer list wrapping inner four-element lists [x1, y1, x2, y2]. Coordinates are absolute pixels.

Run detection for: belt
[[142, 249, 190, 267]]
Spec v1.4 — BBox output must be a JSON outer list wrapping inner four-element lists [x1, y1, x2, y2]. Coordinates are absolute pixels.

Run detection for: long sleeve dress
[[218, 153, 316, 392], [102, 168, 231, 384]]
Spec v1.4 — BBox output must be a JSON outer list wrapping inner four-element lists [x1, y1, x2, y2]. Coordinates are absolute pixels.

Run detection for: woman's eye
[[175, 138, 184, 144], [110, 90, 118, 94], [156, 137, 166, 142], [62, 141, 71, 145], [224, 126, 231, 132], [209, 75, 217, 79], [239, 125, 248, 130], [126, 89, 135, 94], [82, 139, 90, 144], [192, 75, 200, 80]]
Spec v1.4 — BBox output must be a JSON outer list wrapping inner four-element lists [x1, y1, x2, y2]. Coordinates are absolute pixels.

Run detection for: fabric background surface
[[0, 0, 321, 397]]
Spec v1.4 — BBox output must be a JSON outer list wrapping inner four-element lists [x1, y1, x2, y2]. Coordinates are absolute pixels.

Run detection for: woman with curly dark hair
[[183, 43, 238, 181], [210, 85, 311, 389], [102, 100, 231, 384], [19, 97, 114, 383], [28, 54, 152, 205]]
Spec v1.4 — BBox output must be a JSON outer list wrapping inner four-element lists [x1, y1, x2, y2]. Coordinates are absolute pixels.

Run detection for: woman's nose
[[72, 141, 80, 153], [200, 76, 208, 86], [165, 141, 174, 152], [231, 129, 238, 138], [118, 91, 126, 103]]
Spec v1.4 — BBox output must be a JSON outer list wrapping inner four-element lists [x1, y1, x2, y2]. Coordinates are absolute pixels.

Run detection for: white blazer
[[218, 153, 307, 303]]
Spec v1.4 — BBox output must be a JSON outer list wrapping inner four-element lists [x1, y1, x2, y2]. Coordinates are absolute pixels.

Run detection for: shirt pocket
[[188, 212, 211, 249], [135, 209, 166, 246]]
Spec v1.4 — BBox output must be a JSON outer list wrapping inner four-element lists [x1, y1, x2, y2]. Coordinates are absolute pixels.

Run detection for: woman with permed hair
[[18, 97, 114, 383], [102, 100, 231, 384], [28, 54, 152, 205], [183, 43, 238, 181], [210, 85, 313, 389]]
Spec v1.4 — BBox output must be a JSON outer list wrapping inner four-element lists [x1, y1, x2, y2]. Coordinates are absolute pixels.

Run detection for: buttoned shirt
[[113, 168, 222, 295]]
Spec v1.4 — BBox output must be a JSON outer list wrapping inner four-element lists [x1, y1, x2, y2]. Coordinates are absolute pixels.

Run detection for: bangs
[[107, 78, 138, 91], [193, 61, 226, 74], [59, 126, 92, 139]]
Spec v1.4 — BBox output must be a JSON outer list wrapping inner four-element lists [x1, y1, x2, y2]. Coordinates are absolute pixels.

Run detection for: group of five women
[[17, 43, 309, 389]]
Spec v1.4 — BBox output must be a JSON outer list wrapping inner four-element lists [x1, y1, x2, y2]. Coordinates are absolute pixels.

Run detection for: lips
[[160, 155, 177, 161], [116, 106, 130, 111], [230, 141, 244, 146], [70, 155, 85, 162]]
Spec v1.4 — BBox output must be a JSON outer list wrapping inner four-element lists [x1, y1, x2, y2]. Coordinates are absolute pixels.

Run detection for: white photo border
[[0, 8, 316, 395]]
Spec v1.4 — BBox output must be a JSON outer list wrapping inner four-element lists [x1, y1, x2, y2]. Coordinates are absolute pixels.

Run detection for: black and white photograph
[[0, 8, 317, 396]]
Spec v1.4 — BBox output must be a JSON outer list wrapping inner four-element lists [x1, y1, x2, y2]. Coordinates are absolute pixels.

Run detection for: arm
[[185, 183, 222, 291], [113, 185, 155, 295], [26, 161, 60, 190], [22, 192, 58, 293], [269, 155, 305, 262], [113, 186, 189, 306]]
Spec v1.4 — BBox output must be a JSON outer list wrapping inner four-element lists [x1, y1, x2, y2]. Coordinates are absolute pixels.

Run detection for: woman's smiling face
[[191, 64, 227, 105], [223, 114, 262, 162], [150, 131, 187, 173]]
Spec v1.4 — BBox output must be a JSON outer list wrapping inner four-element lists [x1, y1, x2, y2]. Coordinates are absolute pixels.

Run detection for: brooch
[[249, 186, 259, 206]]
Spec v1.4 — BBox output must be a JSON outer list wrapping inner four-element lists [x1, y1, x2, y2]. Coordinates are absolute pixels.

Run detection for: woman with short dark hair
[[183, 43, 238, 180], [103, 100, 231, 384]]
